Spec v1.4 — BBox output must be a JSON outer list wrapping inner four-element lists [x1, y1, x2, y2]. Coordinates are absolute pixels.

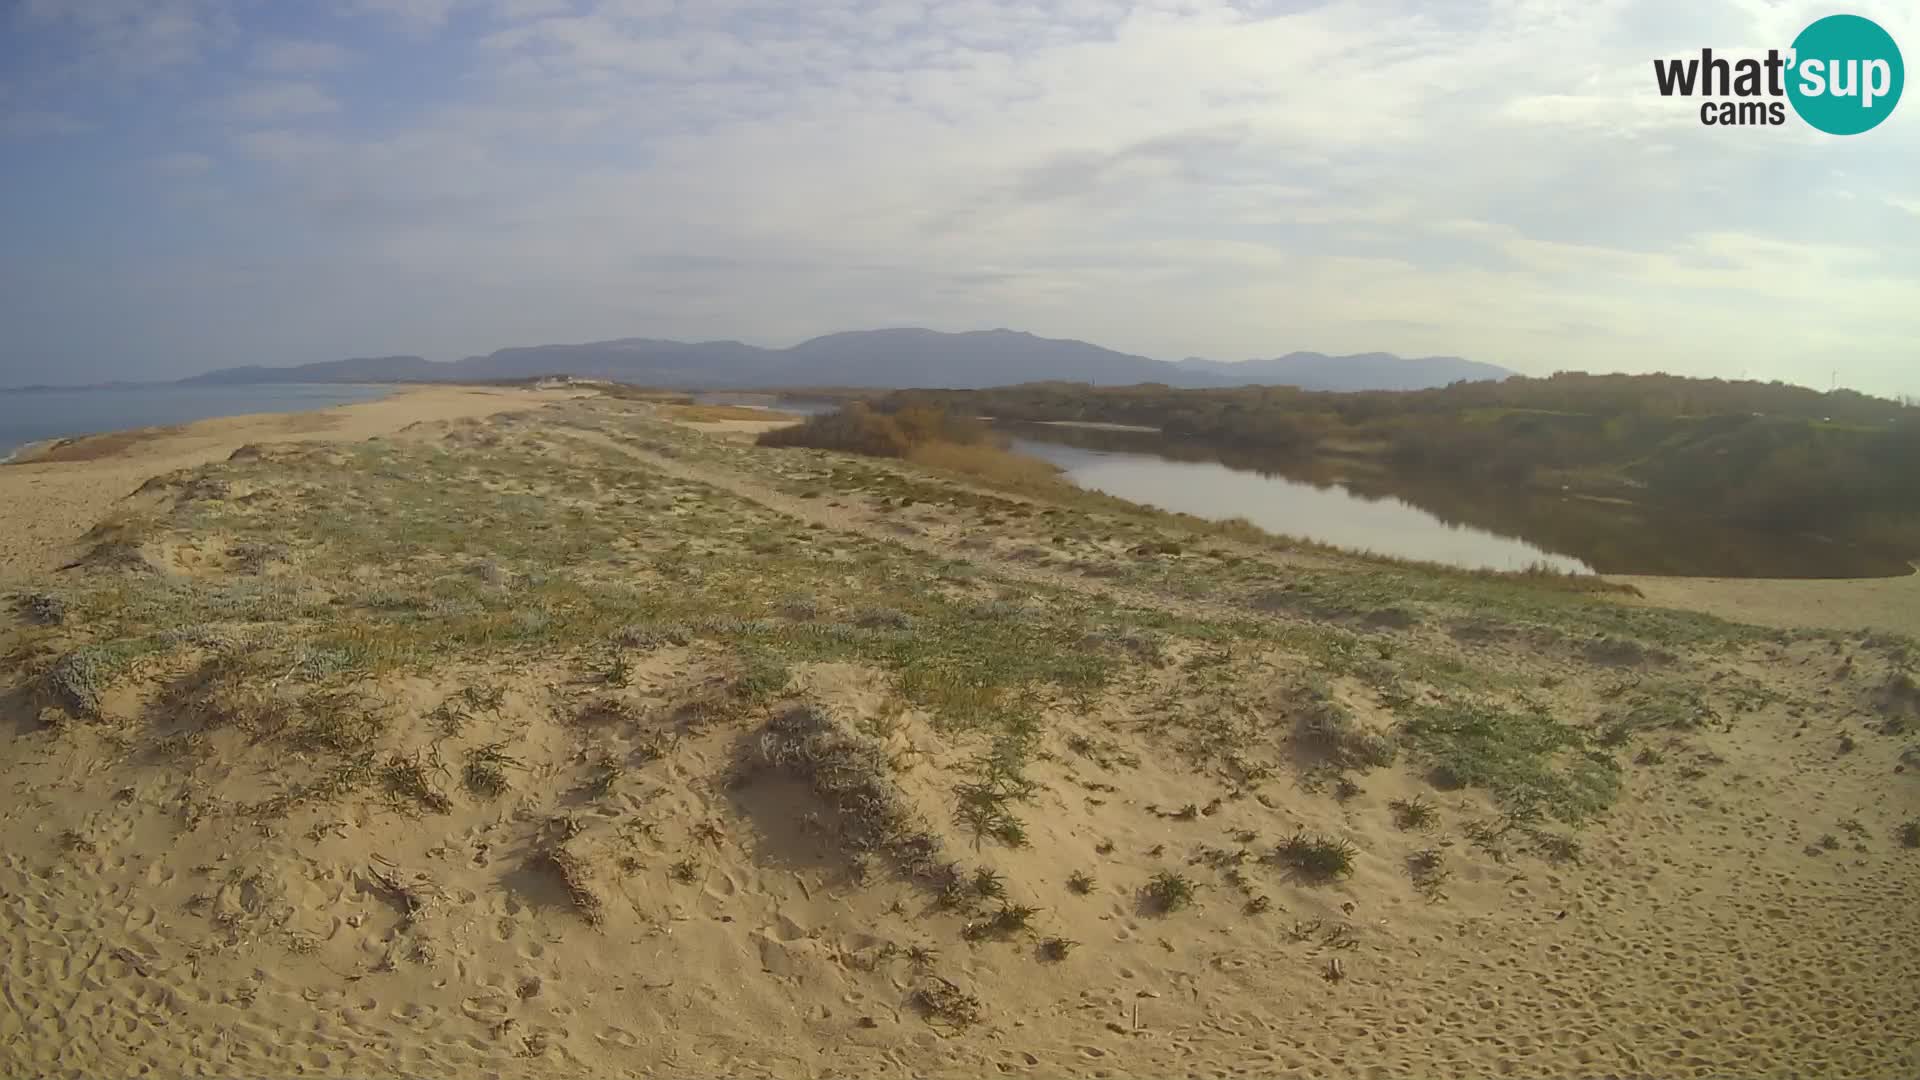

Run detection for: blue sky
[[2, 0, 1916, 394]]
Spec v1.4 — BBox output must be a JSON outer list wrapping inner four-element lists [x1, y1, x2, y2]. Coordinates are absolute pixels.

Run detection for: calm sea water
[[0, 384, 393, 460]]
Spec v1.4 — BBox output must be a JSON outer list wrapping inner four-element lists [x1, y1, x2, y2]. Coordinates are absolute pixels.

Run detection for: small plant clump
[[750, 705, 940, 873], [23, 592, 66, 625], [463, 743, 517, 798], [381, 753, 453, 814], [971, 867, 1007, 900], [1897, 820, 1920, 849], [1142, 870, 1197, 914], [1066, 870, 1095, 895], [1388, 795, 1438, 831], [953, 743, 1037, 849], [1295, 691, 1397, 770], [1529, 831, 1582, 864], [911, 977, 983, 1029], [963, 902, 1039, 941], [1038, 936, 1078, 962], [604, 650, 634, 687], [1273, 830, 1358, 882], [1406, 849, 1450, 902], [991, 902, 1037, 934]]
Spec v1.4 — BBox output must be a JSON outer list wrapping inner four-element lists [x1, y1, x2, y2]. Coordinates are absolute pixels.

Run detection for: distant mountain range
[[1172, 352, 1514, 392], [178, 328, 1516, 392]]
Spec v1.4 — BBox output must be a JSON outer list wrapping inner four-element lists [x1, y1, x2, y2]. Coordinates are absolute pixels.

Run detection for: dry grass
[[747, 703, 945, 876], [9, 426, 187, 464], [536, 845, 605, 926], [905, 441, 1062, 486], [662, 404, 800, 423]]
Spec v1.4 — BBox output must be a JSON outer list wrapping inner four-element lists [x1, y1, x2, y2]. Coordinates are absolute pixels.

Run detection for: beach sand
[[1, 393, 1915, 1079], [0, 386, 585, 585], [1618, 567, 1920, 640]]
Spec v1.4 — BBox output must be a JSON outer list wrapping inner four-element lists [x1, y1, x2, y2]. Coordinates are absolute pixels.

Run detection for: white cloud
[[18, 0, 228, 75], [0, 108, 91, 136], [491, 0, 575, 16], [353, 0, 467, 32], [253, 37, 356, 73], [146, 150, 214, 176], [4, 0, 1919, 394], [221, 82, 341, 118], [236, 129, 343, 165]]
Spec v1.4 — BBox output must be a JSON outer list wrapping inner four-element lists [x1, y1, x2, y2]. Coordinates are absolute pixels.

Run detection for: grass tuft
[[1399, 700, 1619, 823], [1273, 830, 1357, 881], [463, 743, 517, 798], [1142, 870, 1197, 914], [1388, 795, 1438, 831], [1038, 936, 1078, 962], [381, 753, 452, 814]]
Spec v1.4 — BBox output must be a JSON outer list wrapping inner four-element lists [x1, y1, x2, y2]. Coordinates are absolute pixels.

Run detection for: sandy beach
[[1, 393, 1915, 1079], [1617, 567, 1920, 640]]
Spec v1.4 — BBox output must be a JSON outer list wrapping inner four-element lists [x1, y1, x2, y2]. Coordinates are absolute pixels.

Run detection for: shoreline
[[0, 382, 400, 466], [0, 438, 55, 466]]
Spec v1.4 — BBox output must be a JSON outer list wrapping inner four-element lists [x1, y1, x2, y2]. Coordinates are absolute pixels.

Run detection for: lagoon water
[[0, 383, 392, 460], [1012, 436, 1593, 574], [1005, 422, 1909, 578]]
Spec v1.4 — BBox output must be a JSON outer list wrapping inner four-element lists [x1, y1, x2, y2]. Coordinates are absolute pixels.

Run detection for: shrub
[[757, 403, 1000, 462], [757, 404, 912, 457]]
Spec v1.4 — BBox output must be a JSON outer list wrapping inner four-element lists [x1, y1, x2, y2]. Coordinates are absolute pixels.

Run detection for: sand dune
[[0, 386, 585, 585], [1, 394, 1916, 1079], [1618, 566, 1920, 640]]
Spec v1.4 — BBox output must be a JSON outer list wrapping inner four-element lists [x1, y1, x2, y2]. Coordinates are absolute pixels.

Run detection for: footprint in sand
[[597, 1025, 641, 1048], [461, 995, 511, 1023]]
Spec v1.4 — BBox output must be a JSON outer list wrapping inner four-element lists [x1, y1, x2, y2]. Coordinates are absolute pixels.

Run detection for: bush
[[757, 403, 994, 460]]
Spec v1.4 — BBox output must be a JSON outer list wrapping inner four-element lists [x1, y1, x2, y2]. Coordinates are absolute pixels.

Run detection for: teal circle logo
[[1787, 14, 1904, 134]]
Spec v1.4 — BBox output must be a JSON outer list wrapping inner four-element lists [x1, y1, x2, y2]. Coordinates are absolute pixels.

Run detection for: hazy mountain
[[180, 331, 1513, 391], [1175, 352, 1516, 391], [181, 355, 441, 385], [451, 338, 782, 384], [782, 328, 1174, 387]]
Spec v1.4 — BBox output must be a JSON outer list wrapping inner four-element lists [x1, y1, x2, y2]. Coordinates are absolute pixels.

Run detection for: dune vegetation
[[1, 392, 1916, 1078]]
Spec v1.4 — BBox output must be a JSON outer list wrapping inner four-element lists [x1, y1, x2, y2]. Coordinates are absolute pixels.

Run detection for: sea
[[0, 383, 393, 461]]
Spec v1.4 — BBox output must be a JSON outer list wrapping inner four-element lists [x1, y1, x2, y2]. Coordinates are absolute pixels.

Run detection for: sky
[[1, 0, 1916, 395]]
